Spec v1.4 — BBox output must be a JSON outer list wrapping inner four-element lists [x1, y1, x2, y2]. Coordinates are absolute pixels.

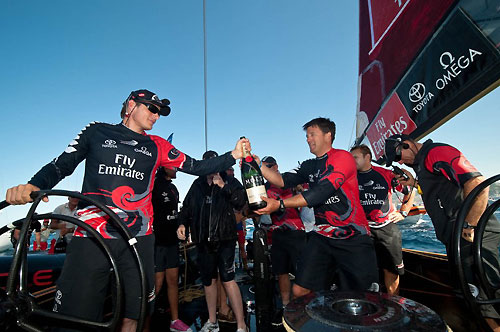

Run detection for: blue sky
[[0, 1, 498, 225]]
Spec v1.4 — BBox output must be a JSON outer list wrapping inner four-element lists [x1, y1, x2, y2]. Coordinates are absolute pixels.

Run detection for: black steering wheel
[[0, 190, 147, 332], [453, 174, 500, 331]]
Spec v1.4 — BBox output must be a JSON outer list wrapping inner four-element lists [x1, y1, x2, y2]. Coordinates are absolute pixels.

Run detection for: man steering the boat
[[384, 133, 500, 331], [255, 117, 379, 298], [350, 144, 414, 295], [5, 89, 250, 332]]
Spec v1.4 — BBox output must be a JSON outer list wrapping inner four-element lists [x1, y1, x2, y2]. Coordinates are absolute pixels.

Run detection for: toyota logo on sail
[[409, 83, 426, 103]]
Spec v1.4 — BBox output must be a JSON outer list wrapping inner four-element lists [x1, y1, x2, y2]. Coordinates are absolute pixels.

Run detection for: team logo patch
[[120, 140, 139, 146], [168, 148, 180, 160], [55, 290, 63, 305], [102, 139, 118, 149]]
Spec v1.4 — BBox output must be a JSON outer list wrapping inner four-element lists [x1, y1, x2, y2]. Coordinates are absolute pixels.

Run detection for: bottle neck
[[242, 143, 250, 158]]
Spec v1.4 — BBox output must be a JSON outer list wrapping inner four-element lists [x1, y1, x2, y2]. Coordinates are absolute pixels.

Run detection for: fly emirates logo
[[98, 154, 145, 180]]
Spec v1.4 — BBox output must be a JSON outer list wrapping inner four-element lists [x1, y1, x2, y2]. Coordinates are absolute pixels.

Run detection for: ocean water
[[246, 210, 500, 255], [245, 216, 448, 254], [398, 214, 446, 254]]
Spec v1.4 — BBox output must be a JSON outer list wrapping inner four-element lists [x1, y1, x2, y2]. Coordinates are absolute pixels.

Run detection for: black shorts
[[271, 229, 306, 275], [295, 232, 378, 292], [53, 235, 155, 325], [196, 240, 236, 286], [370, 222, 404, 276], [154, 244, 179, 272]]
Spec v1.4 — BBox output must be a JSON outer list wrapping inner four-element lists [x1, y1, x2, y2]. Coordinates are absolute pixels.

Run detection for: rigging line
[[203, 0, 208, 152], [349, 117, 356, 148]]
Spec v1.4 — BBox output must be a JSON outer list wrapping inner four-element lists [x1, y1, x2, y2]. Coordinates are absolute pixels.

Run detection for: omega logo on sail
[[435, 49, 482, 90]]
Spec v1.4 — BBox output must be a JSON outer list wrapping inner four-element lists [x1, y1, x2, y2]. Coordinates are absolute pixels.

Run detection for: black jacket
[[178, 175, 246, 243]]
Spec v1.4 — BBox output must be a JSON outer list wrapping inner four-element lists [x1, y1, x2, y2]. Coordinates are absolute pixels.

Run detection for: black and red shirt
[[28, 122, 235, 239], [357, 165, 405, 228], [265, 184, 304, 231], [282, 148, 369, 239], [423, 144, 479, 185], [413, 140, 500, 245]]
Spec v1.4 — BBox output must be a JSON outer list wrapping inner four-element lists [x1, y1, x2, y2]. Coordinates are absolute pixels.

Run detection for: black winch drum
[[283, 291, 451, 331]]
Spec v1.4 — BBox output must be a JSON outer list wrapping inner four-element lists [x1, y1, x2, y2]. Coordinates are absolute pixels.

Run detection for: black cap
[[262, 156, 277, 165], [203, 150, 218, 160], [126, 89, 171, 116], [384, 134, 413, 167]]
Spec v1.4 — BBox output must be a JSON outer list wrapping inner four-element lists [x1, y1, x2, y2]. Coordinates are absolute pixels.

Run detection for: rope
[[178, 243, 204, 303]]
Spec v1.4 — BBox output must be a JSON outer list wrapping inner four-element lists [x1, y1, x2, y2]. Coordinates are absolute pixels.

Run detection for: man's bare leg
[[218, 277, 231, 316], [383, 269, 400, 295], [292, 284, 310, 299], [121, 318, 137, 332], [166, 267, 180, 320], [204, 279, 218, 324], [278, 274, 291, 306], [155, 271, 165, 296], [486, 318, 500, 332], [222, 280, 246, 330]]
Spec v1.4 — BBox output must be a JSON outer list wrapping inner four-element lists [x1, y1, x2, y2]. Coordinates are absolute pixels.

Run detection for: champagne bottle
[[240, 137, 267, 210]]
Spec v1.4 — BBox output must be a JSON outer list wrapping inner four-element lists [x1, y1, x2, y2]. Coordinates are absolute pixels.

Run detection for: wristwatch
[[400, 210, 408, 217], [278, 199, 286, 213], [463, 222, 476, 229]]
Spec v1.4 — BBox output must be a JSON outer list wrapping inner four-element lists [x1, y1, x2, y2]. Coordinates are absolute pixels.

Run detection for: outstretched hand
[[6, 184, 48, 205]]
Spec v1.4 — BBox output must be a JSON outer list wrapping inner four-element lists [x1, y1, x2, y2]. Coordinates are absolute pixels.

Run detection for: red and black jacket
[[28, 122, 236, 239]]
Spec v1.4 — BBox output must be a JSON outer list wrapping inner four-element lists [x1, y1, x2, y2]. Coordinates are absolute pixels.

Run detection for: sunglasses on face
[[394, 145, 403, 162], [141, 103, 161, 114], [265, 164, 275, 168]]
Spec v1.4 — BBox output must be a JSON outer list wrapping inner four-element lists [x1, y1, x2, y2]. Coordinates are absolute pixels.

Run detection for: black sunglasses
[[141, 103, 161, 114], [393, 144, 405, 162], [265, 164, 275, 168]]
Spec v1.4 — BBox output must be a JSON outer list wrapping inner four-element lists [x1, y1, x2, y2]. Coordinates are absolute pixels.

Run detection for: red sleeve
[[150, 135, 187, 169], [325, 150, 356, 190], [425, 146, 480, 187], [301, 149, 354, 207]]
